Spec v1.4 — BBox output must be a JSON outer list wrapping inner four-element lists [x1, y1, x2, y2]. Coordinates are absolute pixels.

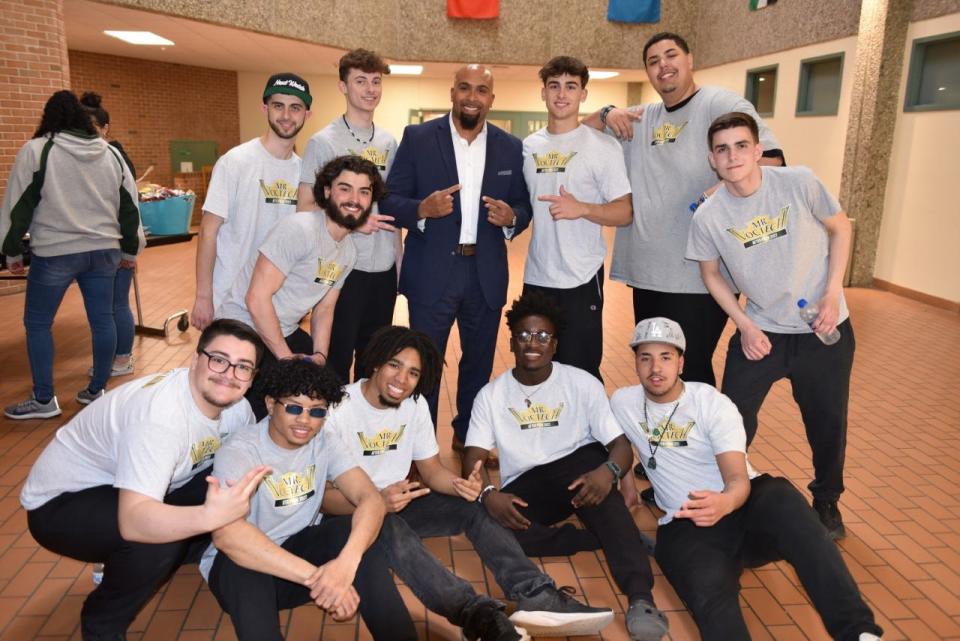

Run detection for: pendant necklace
[[516, 377, 547, 408], [342, 115, 375, 145], [642, 391, 682, 471]]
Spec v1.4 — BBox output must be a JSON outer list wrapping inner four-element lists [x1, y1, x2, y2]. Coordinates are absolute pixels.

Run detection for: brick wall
[[69, 50, 240, 187], [0, 0, 70, 295]]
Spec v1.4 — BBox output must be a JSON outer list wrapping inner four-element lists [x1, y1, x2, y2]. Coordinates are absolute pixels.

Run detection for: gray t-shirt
[[686, 166, 848, 333], [203, 138, 301, 309], [216, 211, 356, 338], [611, 382, 756, 525], [199, 418, 358, 579], [612, 86, 781, 294], [300, 117, 397, 273], [522, 124, 631, 288], [20, 369, 256, 510]]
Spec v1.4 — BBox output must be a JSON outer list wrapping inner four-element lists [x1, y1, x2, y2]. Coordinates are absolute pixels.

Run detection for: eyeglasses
[[200, 349, 257, 381], [277, 400, 327, 419], [512, 330, 554, 345]]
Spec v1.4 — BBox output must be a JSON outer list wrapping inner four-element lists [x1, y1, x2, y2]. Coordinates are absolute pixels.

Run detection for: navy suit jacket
[[381, 116, 531, 310]]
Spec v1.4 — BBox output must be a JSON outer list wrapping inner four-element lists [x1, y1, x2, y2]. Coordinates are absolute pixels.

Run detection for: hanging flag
[[448, 0, 499, 19], [608, 0, 660, 23], [749, 0, 778, 10]]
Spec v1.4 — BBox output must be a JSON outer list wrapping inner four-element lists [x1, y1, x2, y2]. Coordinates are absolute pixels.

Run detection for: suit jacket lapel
[[435, 117, 460, 194], [479, 125, 498, 204]]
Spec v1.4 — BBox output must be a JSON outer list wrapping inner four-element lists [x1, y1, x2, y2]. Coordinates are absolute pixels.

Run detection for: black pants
[[27, 472, 211, 641], [327, 266, 398, 384], [246, 327, 314, 420], [656, 475, 881, 641], [631, 288, 729, 386], [502, 442, 655, 604], [208, 516, 417, 641], [523, 266, 604, 381], [721, 319, 855, 503]]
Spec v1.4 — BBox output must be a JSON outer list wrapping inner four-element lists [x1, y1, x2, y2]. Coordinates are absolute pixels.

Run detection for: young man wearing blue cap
[[192, 72, 312, 331]]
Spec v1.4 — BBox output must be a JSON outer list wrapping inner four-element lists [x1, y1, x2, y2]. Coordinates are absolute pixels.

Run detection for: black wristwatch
[[600, 104, 617, 127]]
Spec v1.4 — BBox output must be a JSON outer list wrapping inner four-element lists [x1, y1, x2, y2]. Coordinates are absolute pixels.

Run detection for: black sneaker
[[464, 601, 529, 641], [511, 585, 614, 636], [813, 499, 846, 540]]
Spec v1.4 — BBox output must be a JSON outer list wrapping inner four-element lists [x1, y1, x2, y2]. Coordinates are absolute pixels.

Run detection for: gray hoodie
[[1, 130, 144, 262]]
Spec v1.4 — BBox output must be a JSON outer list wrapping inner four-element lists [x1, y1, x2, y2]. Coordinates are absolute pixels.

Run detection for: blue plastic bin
[[139, 194, 195, 236]]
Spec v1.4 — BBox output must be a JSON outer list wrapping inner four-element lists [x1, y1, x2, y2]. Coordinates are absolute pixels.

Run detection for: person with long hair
[[81, 91, 138, 378], [1, 89, 144, 419]]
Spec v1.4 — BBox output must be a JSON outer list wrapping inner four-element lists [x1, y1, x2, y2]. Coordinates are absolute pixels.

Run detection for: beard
[[268, 116, 305, 140], [324, 198, 372, 231], [377, 393, 402, 409], [456, 110, 481, 130]]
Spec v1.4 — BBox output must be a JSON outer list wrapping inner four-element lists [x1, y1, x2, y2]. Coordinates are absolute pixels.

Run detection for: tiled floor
[[0, 229, 958, 640]]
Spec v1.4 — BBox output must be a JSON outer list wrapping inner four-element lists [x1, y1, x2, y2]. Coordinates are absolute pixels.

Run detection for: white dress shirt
[[448, 113, 487, 244]]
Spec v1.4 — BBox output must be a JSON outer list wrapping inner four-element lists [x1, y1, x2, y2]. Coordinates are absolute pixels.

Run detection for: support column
[[839, 0, 913, 286]]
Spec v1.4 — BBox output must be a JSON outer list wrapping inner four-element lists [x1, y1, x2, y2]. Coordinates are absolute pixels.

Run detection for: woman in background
[[81, 91, 138, 378], [1, 90, 143, 419]]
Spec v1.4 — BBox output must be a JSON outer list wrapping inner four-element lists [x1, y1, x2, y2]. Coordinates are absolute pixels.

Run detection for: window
[[745, 65, 778, 116], [796, 53, 844, 116], [904, 31, 960, 112]]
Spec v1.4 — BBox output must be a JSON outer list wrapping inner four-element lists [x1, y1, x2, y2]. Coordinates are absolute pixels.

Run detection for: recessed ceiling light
[[104, 31, 174, 46], [390, 64, 423, 75], [591, 71, 620, 80]]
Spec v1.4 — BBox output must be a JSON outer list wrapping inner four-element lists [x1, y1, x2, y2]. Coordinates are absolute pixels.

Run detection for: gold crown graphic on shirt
[[259, 179, 298, 205], [725, 206, 790, 248], [357, 425, 406, 456], [350, 147, 389, 169], [189, 436, 221, 468], [532, 151, 578, 173], [651, 121, 688, 145], [263, 465, 317, 507], [640, 419, 695, 447], [509, 402, 564, 430], [314, 259, 346, 285]]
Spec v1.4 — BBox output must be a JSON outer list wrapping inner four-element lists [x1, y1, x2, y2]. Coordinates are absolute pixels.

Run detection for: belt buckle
[[457, 244, 477, 257]]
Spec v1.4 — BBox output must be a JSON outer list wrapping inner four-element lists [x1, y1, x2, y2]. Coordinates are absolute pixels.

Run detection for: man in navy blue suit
[[382, 64, 531, 456]]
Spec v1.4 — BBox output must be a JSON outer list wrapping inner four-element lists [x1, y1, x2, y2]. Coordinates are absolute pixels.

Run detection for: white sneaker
[[859, 634, 883, 641], [87, 358, 135, 378]]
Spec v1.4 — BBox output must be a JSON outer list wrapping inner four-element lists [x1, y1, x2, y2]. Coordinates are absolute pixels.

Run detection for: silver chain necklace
[[642, 385, 684, 471]]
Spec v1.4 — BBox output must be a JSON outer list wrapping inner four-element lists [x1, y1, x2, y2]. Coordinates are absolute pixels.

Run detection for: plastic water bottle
[[92, 563, 104, 585], [797, 299, 841, 345]]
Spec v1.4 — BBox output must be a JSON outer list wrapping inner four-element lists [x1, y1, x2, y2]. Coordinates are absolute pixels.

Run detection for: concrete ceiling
[[63, 0, 649, 82]]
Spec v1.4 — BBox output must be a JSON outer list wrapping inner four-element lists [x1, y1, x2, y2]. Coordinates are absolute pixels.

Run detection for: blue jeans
[[398, 492, 551, 600], [25, 249, 119, 399], [113, 266, 134, 357]]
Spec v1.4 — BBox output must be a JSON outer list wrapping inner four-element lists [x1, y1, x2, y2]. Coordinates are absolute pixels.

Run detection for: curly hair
[[259, 358, 346, 406], [33, 90, 97, 139], [359, 325, 442, 399], [312, 155, 386, 207], [80, 92, 110, 128], [505, 290, 566, 334], [339, 49, 390, 81]]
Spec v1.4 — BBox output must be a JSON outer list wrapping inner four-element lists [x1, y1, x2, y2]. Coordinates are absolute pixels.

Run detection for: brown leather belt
[[455, 243, 477, 256]]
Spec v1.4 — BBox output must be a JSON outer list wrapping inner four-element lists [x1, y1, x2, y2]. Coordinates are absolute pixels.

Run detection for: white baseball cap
[[629, 317, 686, 353]]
